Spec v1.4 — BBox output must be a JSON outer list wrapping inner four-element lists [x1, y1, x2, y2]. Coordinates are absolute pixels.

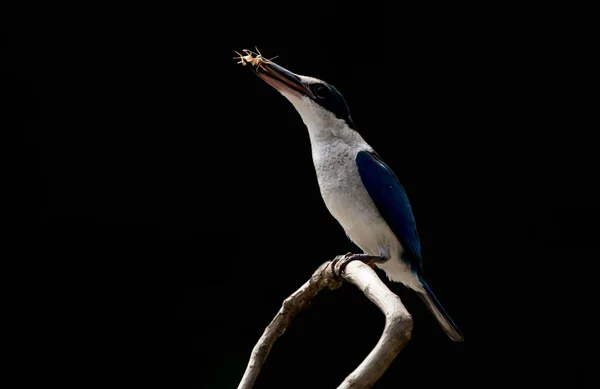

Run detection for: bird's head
[[236, 50, 356, 140]]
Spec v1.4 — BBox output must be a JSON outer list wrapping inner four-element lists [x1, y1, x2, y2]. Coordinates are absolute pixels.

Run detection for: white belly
[[312, 145, 421, 290]]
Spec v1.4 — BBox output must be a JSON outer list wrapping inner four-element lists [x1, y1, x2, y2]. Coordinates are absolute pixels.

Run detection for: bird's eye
[[313, 84, 330, 99]]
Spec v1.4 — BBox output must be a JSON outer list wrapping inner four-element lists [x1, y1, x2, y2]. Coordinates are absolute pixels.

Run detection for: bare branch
[[236, 261, 342, 389], [236, 256, 413, 389], [334, 260, 413, 389]]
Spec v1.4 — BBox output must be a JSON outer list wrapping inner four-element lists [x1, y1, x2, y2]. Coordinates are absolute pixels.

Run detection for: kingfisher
[[237, 50, 464, 341]]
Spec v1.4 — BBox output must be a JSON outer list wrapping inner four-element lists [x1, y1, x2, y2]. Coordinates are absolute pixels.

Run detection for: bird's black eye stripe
[[313, 84, 330, 99], [309, 82, 356, 129]]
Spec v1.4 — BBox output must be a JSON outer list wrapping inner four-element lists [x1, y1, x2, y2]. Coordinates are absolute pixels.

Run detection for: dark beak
[[255, 60, 313, 98]]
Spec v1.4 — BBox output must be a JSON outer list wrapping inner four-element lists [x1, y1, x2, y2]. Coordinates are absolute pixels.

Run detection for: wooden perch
[[237, 254, 413, 389]]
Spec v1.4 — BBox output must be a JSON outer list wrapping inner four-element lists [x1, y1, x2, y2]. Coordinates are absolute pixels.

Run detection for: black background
[[11, 1, 594, 388]]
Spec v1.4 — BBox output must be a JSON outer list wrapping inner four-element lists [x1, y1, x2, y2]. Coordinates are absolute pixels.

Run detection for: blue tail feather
[[417, 274, 464, 342]]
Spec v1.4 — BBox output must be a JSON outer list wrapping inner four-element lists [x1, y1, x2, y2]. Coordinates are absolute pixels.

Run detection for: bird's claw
[[332, 253, 387, 278]]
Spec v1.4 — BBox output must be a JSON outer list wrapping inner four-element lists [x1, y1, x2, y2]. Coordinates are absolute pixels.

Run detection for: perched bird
[[236, 50, 464, 342]]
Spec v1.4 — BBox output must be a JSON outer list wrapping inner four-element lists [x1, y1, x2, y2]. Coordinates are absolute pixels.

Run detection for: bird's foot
[[332, 253, 388, 279]]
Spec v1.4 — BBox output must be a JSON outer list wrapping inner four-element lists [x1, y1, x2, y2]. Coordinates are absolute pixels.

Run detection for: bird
[[236, 50, 464, 342]]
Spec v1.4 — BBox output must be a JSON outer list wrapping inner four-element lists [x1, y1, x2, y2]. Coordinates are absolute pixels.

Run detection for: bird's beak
[[256, 60, 313, 99]]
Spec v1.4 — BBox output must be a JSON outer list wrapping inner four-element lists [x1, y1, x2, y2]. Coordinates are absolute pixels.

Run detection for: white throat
[[280, 91, 357, 146]]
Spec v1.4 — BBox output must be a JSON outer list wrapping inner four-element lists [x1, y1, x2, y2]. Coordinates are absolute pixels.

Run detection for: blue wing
[[355, 150, 422, 270]]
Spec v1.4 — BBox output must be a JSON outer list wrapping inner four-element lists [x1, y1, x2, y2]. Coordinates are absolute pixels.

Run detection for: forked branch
[[236, 255, 413, 389]]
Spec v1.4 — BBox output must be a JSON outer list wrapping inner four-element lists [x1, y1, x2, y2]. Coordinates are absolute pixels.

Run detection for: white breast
[[311, 139, 386, 253]]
